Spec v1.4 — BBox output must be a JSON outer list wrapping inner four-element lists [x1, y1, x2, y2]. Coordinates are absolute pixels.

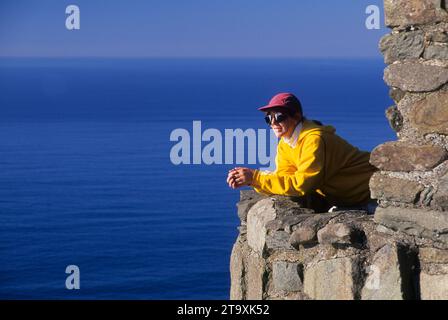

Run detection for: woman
[[226, 93, 377, 212]]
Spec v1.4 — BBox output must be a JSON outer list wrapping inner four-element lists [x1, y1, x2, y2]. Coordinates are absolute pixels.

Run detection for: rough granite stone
[[246, 252, 265, 300], [247, 198, 277, 254], [230, 239, 246, 300], [303, 256, 359, 300], [424, 44, 448, 60], [419, 247, 448, 264], [420, 272, 448, 299], [266, 230, 294, 251], [265, 214, 311, 233], [361, 244, 412, 300], [289, 226, 317, 248], [317, 223, 357, 245], [272, 261, 303, 292], [380, 31, 425, 64], [232, 191, 448, 300], [408, 91, 448, 135], [375, 207, 448, 243], [369, 172, 424, 203], [432, 173, 448, 211], [428, 31, 448, 43], [370, 141, 447, 171], [384, 62, 448, 92], [384, 0, 447, 27], [237, 190, 266, 223]]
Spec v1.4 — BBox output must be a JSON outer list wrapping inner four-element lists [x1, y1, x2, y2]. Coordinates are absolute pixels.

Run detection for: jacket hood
[[298, 119, 335, 142]]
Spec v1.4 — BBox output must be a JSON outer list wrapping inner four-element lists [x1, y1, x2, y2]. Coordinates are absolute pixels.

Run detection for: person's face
[[265, 110, 298, 139]]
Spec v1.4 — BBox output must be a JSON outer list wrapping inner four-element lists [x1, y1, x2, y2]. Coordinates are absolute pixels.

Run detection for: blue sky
[[0, 0, 388, 58]]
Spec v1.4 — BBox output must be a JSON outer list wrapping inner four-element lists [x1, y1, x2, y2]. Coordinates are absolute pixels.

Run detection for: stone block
[[384, 0, 447, 27], [247, 198, 277, 254], [369, 172, 424, 203], [433, 173, 448, 211], [380, 31, 425, 64], [272, 261, 303, 292], [370, 141, 447, 171], [230, 239, 246, 300], [428, 31, 448, 43], [265, 214, 311, 233], [419, 247, 448, 264], [424, 44, 448, 60], [266, 231, 294, 251], [289, 226, 317, 248], [246, 252, 265, 300], [420, 272, 448, 299], [384, 62, 448, 92], [408, 91, 448, 135], [317, 223, 357, 245], [303, 256, 359, 300], [361, 244, 414, 300], [375, 206, 448, 243], [237, 190, 266, 223]]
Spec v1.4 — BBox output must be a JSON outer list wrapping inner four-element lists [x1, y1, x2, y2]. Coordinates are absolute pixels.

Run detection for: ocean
[[0, 58, 395, 299]]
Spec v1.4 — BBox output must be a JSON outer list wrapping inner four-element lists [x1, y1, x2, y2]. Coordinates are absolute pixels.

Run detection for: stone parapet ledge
[[230, 191, 448, 300]]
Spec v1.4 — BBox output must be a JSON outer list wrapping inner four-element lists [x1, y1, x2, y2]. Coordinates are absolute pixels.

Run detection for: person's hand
[[227, 167, 255, 189]]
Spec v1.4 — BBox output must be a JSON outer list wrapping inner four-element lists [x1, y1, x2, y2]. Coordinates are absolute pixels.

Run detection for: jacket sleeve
[[251, 135, 325, 197]]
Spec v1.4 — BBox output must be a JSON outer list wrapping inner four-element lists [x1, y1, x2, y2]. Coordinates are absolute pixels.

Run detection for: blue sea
[[0, 58, 395, 299]]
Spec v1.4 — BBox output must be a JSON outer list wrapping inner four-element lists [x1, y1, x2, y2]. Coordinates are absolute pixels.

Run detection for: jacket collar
[[282, 121, 303, 148]]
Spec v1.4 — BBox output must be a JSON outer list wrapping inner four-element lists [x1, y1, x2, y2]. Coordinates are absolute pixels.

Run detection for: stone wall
[[229, 1, 448, 300], [231, 191, 448, 300], [371, 0, 448, 297]]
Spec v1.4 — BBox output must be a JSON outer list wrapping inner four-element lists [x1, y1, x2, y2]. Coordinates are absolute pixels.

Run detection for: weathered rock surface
[[246, 251, 265, 300], [289, 226, 317, 247], [384, 62, 448, 92], [419, 247, 448, 264], [432, 173, 448, 211], [420, 272, 448, 299], [317, 223, 358, 245], [370, 172, 424, 203], [231, 191, 448, 300], [237, 190, 266, 223], [246, 198, 277, 254], [361, 244, 416, 300], [303, 256, 359, 300], [380, 31, 425, 64], [407, 91, 448, 135], [230, 238, 246, 300], [370, 141, 447, 171], [375, 206, 448, 244], [272, 261, 303, 292], [424, 44, 448, 60], [384, 0, 448, 27]]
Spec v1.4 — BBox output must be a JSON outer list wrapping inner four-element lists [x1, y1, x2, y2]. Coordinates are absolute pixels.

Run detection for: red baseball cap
[[258, 93, 302, 115]]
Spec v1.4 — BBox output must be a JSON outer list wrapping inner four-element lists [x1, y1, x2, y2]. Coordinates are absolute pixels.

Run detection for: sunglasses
[[264, 112, 288, 125]]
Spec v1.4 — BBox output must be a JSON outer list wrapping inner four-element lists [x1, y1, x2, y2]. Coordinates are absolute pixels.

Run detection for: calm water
[[0, 58, 395, 299]]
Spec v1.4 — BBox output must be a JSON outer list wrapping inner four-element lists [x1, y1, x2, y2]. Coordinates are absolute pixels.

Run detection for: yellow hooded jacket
[[251, 119, 376, 206]]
